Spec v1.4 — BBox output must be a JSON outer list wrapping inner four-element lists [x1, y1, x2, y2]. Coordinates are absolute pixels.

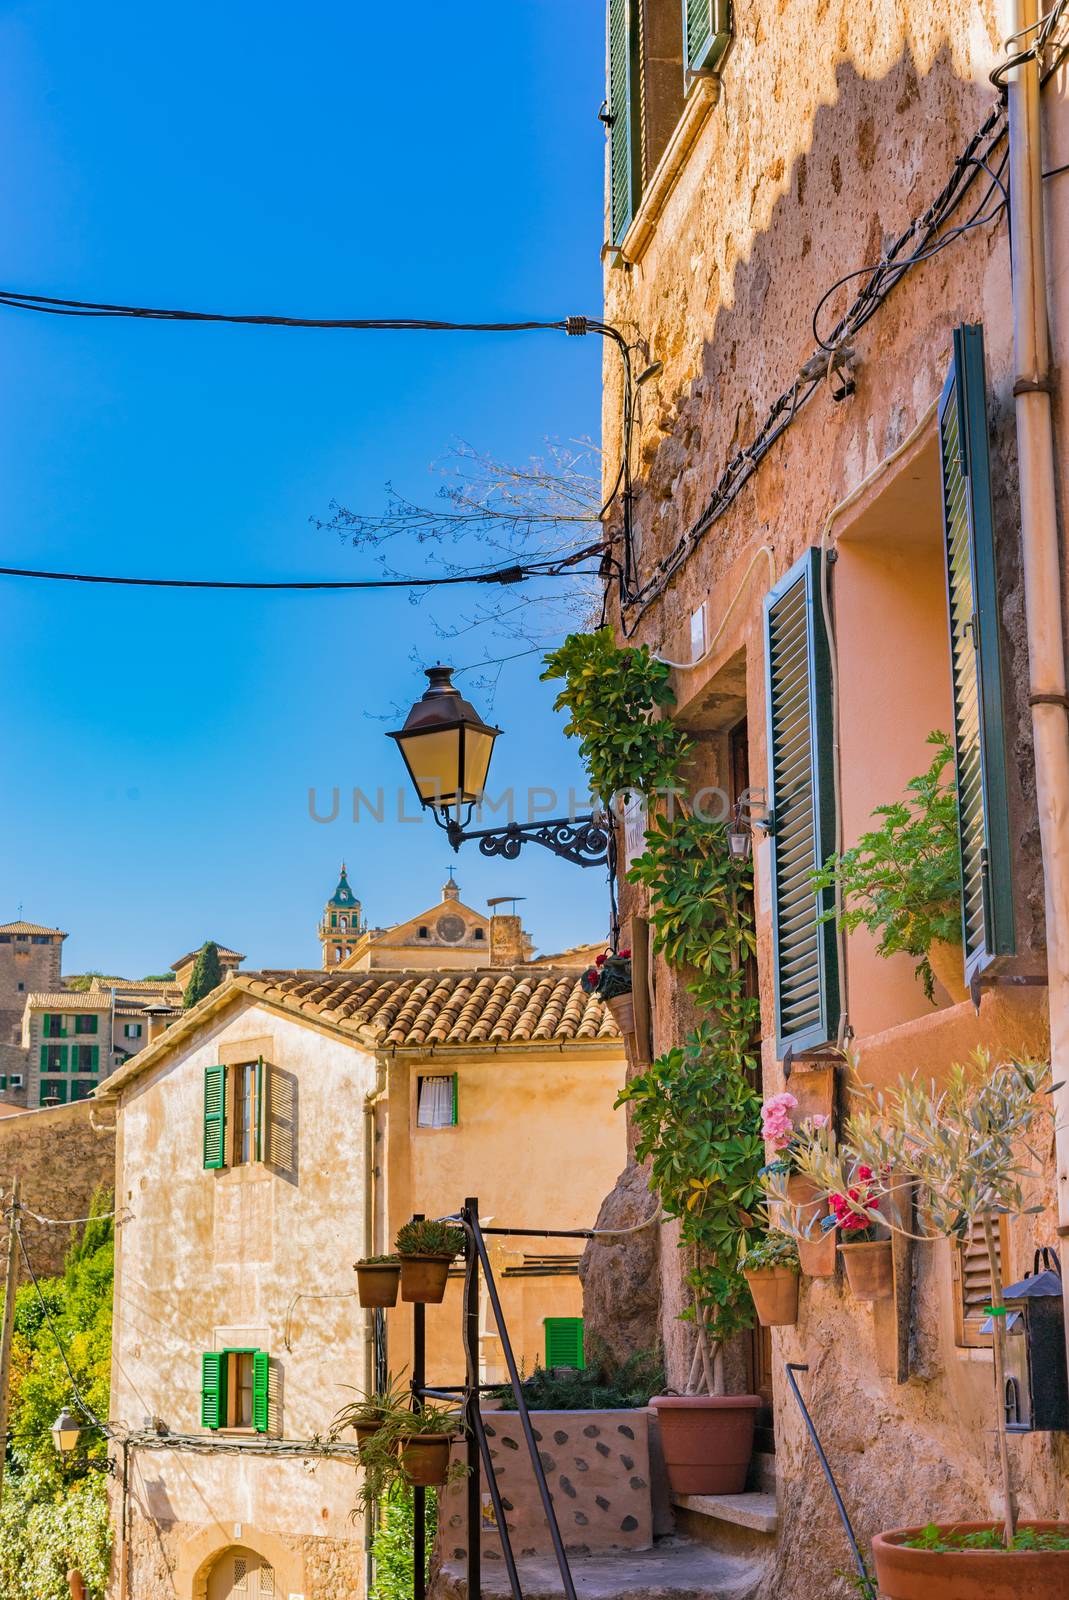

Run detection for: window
[[201, 1349, 270, 1432], [418, 926, 429, 939], [41, 1044, 67, 1071], [416, 1074, 458, 1129], [31, 935, 51, 945], [330, 913, 337, 928], [473, 927, 485, 942], [545, 1317, 585, 1369], [76, 1014, 98, 1035], [43, 1014, 66, 1039], [71, 1044, 99, 1072], [763, 548, 841, 1057], [16, 982, 24, 992], [39, 1079, 67, 1104], [9, 1075, 22, 1090], [203, 1061, 265, 1170], [70, 1079, 95, 1102], [124, 1022, 142, 1039]]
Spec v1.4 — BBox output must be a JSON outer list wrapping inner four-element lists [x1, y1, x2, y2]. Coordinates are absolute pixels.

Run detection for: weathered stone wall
[[123, 1510, 365, 1600], [0, 1099, 115, 1275]]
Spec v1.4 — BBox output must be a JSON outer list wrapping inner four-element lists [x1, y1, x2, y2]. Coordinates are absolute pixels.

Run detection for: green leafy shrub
[[902, 1522, 1069, 1552], [0, 1473, 112, 1600], [394, 1220, 465, 1258], [810, 732, 962, 1000], [492, 1344, 664, 1411], [369, 1486, 438, 1600]]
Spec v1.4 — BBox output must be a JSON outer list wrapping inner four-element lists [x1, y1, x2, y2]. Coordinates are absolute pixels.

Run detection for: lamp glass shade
[[727, 827, 752, 861], [389, 666, 500, 811], [51, 1407, 82, 1456]]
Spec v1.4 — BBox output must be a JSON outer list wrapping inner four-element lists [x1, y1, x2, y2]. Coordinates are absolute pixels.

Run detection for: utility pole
[[0, 1177, 22, 1504]]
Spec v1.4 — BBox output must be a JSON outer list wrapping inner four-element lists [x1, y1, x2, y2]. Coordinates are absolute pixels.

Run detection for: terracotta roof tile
[[0, 921, 66, 936], [238, 966, 618, 1049]]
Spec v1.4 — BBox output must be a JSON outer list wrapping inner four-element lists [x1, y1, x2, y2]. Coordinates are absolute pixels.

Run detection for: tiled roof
[[240, 968, 619, 1048], [170, 945, 244, 969], [88, 977, 182, 995], [25, 992, 110, 1009], [0, 921, 66, 936]]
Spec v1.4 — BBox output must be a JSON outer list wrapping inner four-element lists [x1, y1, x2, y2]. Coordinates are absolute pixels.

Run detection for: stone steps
[[432, 1537, 766, 1600]]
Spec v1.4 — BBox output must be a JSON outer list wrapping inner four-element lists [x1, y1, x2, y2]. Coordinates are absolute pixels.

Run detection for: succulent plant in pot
[[395, 1219, 466, 1304], [739, 1229, 800, 1326], [353, 1253, 402, 1308], [785, 1051, 1067, 1596]]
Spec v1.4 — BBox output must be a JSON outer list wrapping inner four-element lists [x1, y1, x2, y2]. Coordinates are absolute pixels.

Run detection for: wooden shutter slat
[[939, 324, 1015, 979], [685, 0, 733, 74], [202, 1352, 226, 1429], [252, 1351, 270, 1433], [764, 549, 841, 1057], [608, 0, 639, 243], [203, 1065, 227, 1170]]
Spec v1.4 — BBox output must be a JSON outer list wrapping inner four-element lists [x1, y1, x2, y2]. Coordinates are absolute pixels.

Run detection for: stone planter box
[[438, 1407, 652, 1563]]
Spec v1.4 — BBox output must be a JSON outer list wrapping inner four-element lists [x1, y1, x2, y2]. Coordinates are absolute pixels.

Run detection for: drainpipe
[[363, 1058, 388, 1596], [1006, 0, 1069, 1370]]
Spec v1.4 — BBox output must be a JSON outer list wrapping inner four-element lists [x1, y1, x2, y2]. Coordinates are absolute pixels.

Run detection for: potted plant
[[582, 947, 634, 1032], [395, 1403, 466, 1488], [794, 1053, 1069, 1595], [827, 1168, 893, 1301], [395, 1219, 466, 1304], [740, 1230, 800, 1326], [649, 1392, 762, 1495], [353, 1253, 402, 1308], [760, 1092, 835, 1276], [330, 1374, 408, 1457], [810, 731, 966, 1004]]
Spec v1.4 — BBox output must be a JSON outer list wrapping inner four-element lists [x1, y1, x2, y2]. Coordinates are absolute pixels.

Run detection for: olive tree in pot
[[785, 1052, 1068, 1598]]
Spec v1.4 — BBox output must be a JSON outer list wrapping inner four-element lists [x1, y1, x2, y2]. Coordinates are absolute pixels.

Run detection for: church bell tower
[[318, 864, 364, 967]]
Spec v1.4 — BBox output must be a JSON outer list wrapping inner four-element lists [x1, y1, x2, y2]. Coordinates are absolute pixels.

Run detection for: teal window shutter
[[252, 1351, 270, 1433], [607, 0, 640, 244], [203, 1065, 227, 1170], [40, 1044, 48, 1070], [545, 1317, 585, 1369], [939, 324, 1015, 980], [764, 547, 841, 1057], [90, 1045, 99, 1073], [451, 1073, 459, 1126], [255, 1057, 264, 1163], [202, 1352, 226, 1430], [684, 0, 732, 75]]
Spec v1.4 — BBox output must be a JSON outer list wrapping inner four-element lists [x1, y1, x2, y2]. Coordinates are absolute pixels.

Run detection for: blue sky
[[0, 0, 610, 975]]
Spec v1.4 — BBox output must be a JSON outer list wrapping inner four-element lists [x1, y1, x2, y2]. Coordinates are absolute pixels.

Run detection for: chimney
[[144, 1005, 175, 1043], [490, 914, 529, 967]]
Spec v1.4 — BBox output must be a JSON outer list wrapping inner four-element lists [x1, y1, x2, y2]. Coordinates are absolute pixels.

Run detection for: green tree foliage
[[0, 1192, 114, 1598], [183, 941, 224, 1009], [369, 1486, 438, 1600]]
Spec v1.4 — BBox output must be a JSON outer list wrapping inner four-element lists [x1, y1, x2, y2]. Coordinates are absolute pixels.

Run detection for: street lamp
[[389, 665, 611, 868], [51, 1406, 82, 1457]]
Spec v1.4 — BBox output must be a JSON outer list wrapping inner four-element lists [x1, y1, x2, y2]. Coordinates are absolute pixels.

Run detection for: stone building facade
[[0, 920, 65, 1047], [592, 1, 1069, 1592]]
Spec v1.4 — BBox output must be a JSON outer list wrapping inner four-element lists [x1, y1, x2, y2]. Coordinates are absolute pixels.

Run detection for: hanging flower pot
[[400, 1433, 455, 1487], [871, 1521, 1069, 1600], [928, 938, 968, 1004], [743, 1266, 799, 1327], [399, 1255, 453, 1304], [354, 1257, 401, 1309], [649, 1395, 761, 1495], [395, 1220, 465, 1304], [839, 1238, 894, 1300], [605, 991, 636, 1034], [786, 1173, 837, 1277]]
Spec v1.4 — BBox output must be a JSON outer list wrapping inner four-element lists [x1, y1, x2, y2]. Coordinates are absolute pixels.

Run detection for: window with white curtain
[[417, 1074, 456, 1128]]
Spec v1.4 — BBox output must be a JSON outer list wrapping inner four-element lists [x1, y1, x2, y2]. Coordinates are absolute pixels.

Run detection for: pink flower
[[811, 1114, 829, 1129], [760, 1091, 798, 1149]]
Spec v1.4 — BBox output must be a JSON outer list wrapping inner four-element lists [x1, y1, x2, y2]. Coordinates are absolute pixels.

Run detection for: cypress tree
[[183, 940, 224, 1008]]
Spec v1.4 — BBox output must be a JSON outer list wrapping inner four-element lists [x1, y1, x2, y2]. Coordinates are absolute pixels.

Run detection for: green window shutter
[[939, 324, 1015, 980], [255, 1057, 264, 1163], [203, 1065, 227, 1170], [252, 1351, 270, 1433], [201, 1352, 226, 1429], [40, 1044, 48, 1070], [59, 1045, 68, 1070], [451, 1074, 459, 1126], [764, 547, 841, 1058], [684, 0, 732, 75], [545, 1317, 585, 1369], [607, 0, 639, 244], [91, 1045, 99, 1072]]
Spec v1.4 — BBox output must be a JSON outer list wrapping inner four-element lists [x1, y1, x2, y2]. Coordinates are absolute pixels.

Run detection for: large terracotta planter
[[400, 1253, 453, 1303], [787, 1173, 837, 1277], [928, 938, 968, 1004], [872, 1521, 1069, 1600], [400, 1434, 454, 1487], [605, 992, 636, 1034], [839, 1238, 893, 1300], [355, 1261, 401, 1308], [743, 1265, 799, 1326], [649, 1395, 760, 1495]]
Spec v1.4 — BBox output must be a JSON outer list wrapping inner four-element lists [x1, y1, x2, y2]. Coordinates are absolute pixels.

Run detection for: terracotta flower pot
[[743, 1265, 799, 1326], [872, 1521, 1069, 1600], [605, 991, 636, 1034], [400, 1254, 453, 1303], [928, 938, 968, 1004], [400, 1434, 454, 1487], [649, 1395, 761, 1495], [353, 1420, 386, 1458], [839, 1238, 894, 1300], [355, 1261, 401, 1308], [787, 1173, 837, 1277]]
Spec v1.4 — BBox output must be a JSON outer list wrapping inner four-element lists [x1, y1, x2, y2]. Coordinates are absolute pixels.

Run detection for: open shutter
[[202, 1352, 226, 1429], [90, 1045, 99, 1073], [939, 325, 1015, 981], [952, 1214, 1008, 1347], [264, 1066, 297, 1175], [255, 1057, 264, 1163], [545, 1317, 585, 1369], [203, 1065, 227, 1170], [40, 1044, 48, 1071], [684, 0, 732, 75], [451, 1073, 459, 1126], [607, 0, 639, 244], [764, 548, 841, 1058], [252, 1351, 270, 1433]]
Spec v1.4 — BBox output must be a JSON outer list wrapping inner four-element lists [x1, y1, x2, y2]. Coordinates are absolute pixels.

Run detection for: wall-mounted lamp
[[727, 793, 772, 861]]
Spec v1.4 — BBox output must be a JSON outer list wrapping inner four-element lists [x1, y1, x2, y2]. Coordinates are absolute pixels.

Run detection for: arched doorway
[[207, 1547, 276, 1600]]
